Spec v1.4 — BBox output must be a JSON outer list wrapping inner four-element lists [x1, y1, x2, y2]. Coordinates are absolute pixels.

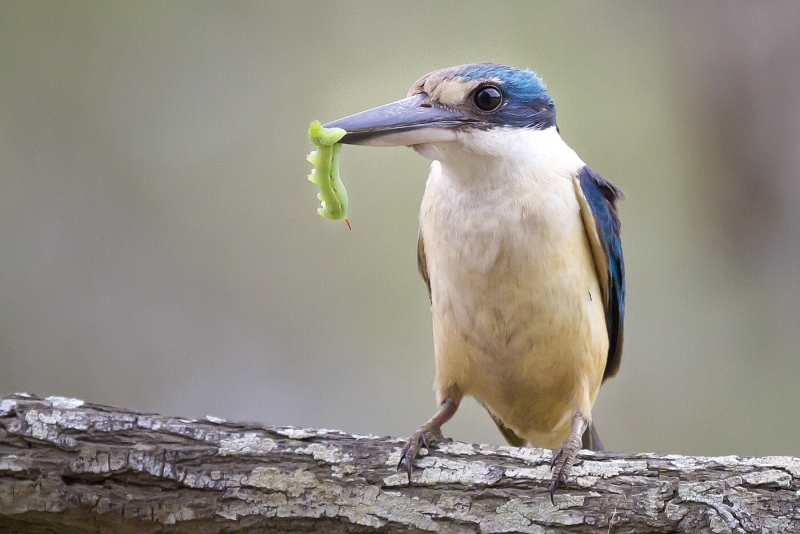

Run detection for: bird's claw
[[397, 425, 447, 483], [548, 436, 581, 504]]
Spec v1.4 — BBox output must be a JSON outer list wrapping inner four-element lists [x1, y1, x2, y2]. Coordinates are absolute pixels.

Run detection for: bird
[[323, 63, 625, 501]]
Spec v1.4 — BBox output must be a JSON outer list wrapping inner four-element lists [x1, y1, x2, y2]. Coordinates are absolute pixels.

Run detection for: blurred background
[[2, 1, 800, 458]]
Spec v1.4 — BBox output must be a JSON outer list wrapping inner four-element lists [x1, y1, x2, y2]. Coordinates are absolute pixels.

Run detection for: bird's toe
[[397, 426, 446, 483]]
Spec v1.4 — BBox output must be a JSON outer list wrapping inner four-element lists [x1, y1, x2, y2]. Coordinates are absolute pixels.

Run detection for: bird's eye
[[473, 86, 503, 112]]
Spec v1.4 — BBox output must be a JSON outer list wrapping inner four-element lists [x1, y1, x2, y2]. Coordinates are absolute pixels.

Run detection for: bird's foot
[[397, 424, 451, 482], [397, 397, 459, 483], [548, 435, 582, 503], [548, 412, 589, 504]]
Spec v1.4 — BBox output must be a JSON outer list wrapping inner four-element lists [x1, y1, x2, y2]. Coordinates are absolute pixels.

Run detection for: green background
[[3, 1, 800, 457]]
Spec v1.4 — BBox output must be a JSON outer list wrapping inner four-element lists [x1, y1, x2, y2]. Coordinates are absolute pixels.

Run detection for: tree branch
[[0, 394, 797, 533]]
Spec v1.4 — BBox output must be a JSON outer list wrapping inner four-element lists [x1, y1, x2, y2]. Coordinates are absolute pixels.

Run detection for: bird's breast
[[419, 155, 608, 443]]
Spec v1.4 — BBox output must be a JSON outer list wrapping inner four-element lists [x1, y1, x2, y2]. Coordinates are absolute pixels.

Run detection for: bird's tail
[[582, 422, 604, 451], [487, 404, 606, 452]]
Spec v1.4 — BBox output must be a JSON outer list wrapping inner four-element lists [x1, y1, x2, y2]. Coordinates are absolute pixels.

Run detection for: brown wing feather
[[572, 172, 625, 382], [417, 232, 431, 301]]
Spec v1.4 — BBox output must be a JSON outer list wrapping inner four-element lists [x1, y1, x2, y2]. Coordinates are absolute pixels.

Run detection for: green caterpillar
[[307, 120, 349, 229]]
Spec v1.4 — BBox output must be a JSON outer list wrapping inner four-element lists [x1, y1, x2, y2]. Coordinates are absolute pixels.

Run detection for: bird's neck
[[418, 126, 585, 194]]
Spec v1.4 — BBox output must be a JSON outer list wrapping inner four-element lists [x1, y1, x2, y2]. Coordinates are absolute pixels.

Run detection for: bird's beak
[[323, 93, 472, 147]]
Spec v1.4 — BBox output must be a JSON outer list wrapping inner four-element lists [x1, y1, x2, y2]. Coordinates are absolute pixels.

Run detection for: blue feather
[[455, 63, 556, 129], [577, 166, 625, 380]]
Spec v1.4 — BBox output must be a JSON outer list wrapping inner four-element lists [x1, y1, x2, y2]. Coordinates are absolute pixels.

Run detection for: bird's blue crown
[[456, 63, 556, 129]]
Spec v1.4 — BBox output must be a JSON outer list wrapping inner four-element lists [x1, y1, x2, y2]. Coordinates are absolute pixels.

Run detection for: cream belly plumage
[[419, 128, 609, 449]]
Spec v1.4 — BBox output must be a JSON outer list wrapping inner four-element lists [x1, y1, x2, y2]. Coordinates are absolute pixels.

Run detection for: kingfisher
[[324, 63, 625, 500]]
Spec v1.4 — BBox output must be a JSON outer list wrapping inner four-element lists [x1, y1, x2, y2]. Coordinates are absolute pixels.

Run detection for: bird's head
[[324, 63, 556, 160]]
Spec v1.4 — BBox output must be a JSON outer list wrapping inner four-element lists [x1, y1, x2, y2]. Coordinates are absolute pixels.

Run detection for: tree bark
[[0, 394, 797, 533]]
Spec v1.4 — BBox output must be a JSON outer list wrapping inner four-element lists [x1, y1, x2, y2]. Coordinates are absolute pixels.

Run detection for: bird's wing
[[417, 232, 432, 302], [573, 167, 625, 381]]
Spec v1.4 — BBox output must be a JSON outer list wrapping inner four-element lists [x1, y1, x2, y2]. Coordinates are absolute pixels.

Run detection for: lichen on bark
[[1, 394, 798, 533]]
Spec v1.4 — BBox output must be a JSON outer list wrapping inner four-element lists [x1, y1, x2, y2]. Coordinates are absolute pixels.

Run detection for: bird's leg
[[549, 411, 588, 503], [397, 397, 459, 482]]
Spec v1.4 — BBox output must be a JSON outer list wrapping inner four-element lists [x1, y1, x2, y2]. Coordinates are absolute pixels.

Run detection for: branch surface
[[0, 394, 797, 533]]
